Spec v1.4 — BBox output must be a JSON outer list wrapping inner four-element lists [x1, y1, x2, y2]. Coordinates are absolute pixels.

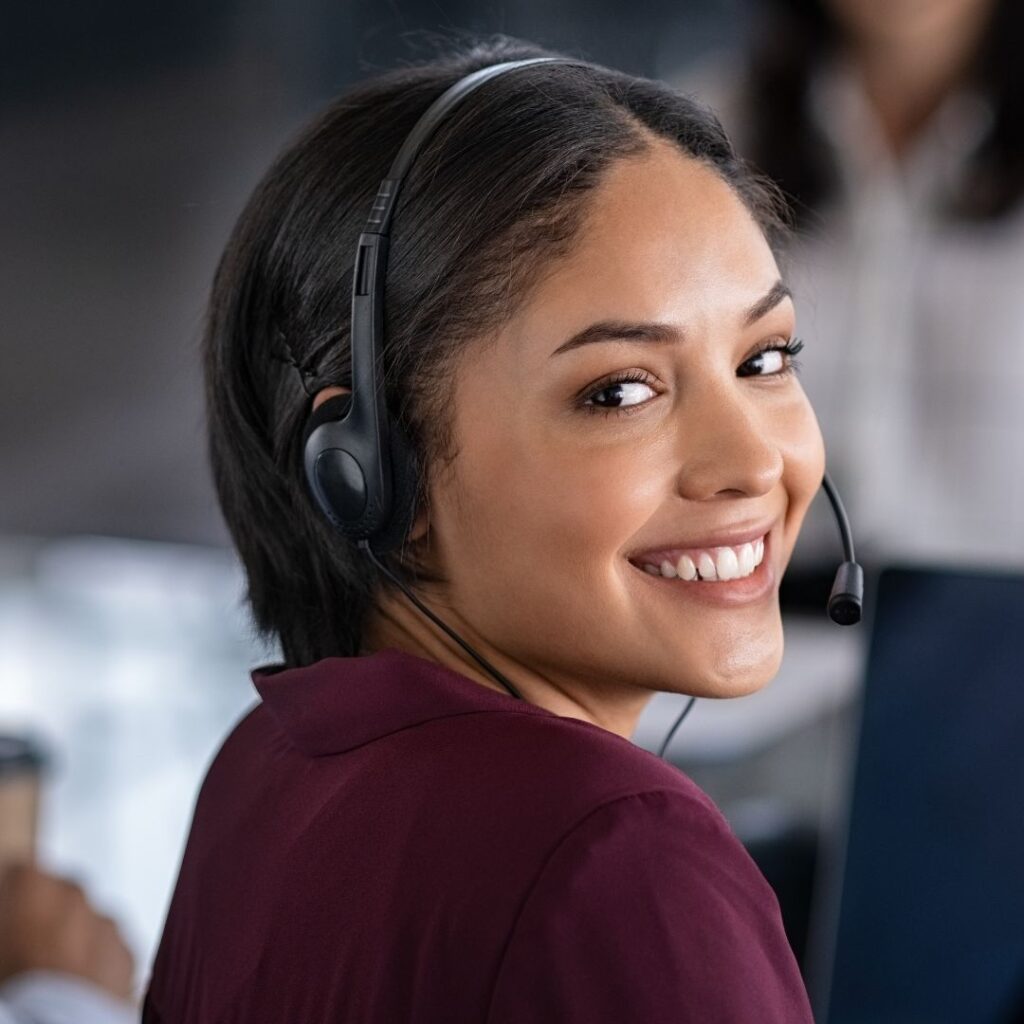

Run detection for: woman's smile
[[627, 525, 778, 608]]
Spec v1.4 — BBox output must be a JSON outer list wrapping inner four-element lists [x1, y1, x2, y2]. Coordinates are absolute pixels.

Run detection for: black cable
[[360, 539, 698, 762], [821, 471, 857, 564], [358, 540, 525, 701], [821, 471, 864, 626], [657, 696, 698, 761], [359, 466, 862, 761]]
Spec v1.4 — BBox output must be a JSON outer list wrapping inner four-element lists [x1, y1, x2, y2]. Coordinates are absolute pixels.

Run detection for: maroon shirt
[[144, 648, 813, 1022]]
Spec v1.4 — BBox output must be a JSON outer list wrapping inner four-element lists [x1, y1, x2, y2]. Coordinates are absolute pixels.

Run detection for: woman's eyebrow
[[743, 280, 792, 327], [550, 280, 793, 358], [550, 320, 678, 357]]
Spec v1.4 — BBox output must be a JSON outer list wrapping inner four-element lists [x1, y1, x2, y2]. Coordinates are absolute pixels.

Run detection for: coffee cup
[[0, 735, 47, 873]]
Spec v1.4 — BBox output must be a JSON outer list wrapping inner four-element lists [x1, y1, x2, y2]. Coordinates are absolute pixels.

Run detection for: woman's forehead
[[503, 145, 785, 359]]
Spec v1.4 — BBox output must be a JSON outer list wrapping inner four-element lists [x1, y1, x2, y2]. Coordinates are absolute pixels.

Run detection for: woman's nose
[[673, 383, 784, 501]]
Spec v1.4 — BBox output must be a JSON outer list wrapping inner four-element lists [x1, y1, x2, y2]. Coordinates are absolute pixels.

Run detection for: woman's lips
[[622, 532, 774, 602], [626, 520, 776, 569]]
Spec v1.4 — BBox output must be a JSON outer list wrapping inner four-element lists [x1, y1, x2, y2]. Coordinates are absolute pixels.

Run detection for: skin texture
[[825, 0, 998, 155], [0, 863, 135, 1003], [318, 141, 826, 740]]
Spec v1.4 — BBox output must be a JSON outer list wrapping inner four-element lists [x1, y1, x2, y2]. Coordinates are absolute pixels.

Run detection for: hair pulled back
[[205, 36, 787, 666]]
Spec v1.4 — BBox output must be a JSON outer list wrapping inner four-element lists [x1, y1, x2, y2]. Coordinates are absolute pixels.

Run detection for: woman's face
[[825, 0, 996, 49], [415, 141, 825, 726]]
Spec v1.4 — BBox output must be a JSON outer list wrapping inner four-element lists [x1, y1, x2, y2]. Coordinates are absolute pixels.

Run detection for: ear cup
[[303, 394, 368, 533], [371, 418, 420, 554], [302, 393, 419, 552]]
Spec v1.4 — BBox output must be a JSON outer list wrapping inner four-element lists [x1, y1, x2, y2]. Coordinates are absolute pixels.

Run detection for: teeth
[[697, 552, 718, 580], [738, 543, 755, 576], [676, 553, 698, 581], [639, 534, 767, 582], [715, 547, 739, 580]]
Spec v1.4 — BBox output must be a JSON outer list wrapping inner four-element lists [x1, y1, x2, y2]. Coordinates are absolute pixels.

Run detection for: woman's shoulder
[[397, 699, 737, 860], [238, 648, 721, 828], [484, 767, 812, 1023], [200, 680, 733, 873], [195, 652, 742, 888], [454, 702, 716, 809]]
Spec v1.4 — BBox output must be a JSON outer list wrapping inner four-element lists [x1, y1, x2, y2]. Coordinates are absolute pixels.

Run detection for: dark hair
[[205, 35, 788, 667], [743, 0, 1024, 227]]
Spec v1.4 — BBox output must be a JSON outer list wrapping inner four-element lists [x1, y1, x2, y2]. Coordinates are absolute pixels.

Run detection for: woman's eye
[[738, 337, 805, 378], [582, 375, 657, 414], [751, 349, 785, 374]]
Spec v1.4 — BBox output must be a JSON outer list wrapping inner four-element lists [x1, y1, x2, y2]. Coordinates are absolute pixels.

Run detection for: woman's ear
[[312, 385, 350, 411], [408, 503, 429, 543]]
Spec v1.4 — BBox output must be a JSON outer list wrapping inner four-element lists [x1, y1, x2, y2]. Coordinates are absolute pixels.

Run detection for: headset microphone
[[821, 472, 863, 625], [656, 472, 863, 758], [302, 57, 865, 762]]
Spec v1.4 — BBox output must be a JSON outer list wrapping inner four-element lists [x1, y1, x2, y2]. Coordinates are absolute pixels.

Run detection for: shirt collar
[[809, 58, 994, 203], [251, 647, 558, 757]]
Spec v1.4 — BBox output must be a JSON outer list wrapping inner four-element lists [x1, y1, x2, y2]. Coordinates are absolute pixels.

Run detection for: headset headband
[[305, 56, 588, 545], [348, 57, 587, 521]]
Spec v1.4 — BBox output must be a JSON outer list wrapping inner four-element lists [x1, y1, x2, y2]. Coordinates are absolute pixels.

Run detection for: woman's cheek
[[778, 396, 827, 557], [534, 437, 664, 556], [791, 397, 826, 495]]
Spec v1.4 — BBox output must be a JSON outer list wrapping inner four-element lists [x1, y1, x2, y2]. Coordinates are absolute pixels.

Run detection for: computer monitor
[[808, 565, 1024, 1024]]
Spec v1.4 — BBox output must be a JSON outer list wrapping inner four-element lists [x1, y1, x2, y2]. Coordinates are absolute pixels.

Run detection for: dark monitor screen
[[813, 565, 1024, 1024]]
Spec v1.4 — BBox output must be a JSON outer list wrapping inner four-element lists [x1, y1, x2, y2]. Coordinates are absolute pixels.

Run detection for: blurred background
[[3, 1, 1023, 1020]]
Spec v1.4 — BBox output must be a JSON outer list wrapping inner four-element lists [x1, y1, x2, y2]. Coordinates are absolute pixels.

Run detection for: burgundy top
[[143, 648, 813, 1023]]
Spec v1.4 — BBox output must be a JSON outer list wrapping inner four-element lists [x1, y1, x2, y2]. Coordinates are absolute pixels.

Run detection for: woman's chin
[[651, 632, 784, 700]]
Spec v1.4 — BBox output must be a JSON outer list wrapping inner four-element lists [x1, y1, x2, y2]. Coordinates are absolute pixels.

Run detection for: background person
[[680, 0, 1024, 583]]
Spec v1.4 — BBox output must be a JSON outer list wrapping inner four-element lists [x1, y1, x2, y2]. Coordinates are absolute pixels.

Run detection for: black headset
[[302, 57, 865, 761]]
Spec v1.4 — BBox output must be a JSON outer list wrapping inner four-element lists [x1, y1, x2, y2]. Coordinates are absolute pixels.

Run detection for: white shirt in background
[[0, 972, 136, 1024], [676, 56, 1024, 572]]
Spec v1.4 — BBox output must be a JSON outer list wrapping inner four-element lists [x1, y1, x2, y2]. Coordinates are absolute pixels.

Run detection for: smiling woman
[[144, 36, 822, 1023], [417, 142, 823, 722]]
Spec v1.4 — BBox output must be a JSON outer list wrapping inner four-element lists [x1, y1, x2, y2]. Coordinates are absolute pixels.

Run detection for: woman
[[144, 37, 824, 1022]]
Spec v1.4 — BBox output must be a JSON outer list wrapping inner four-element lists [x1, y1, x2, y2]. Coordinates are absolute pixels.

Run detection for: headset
[[302, 57, 865, 763]]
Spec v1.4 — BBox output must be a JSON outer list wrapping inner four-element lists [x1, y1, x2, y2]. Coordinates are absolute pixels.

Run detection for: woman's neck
[[842, 15, 988, 158], [361, 592, 652, 741]]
